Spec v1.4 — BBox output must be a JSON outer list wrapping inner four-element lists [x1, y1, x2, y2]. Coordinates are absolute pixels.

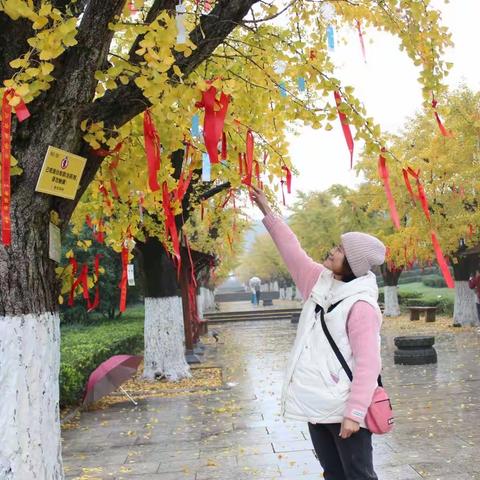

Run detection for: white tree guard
[[143, 297, 191, 381], [0, 312, 63, 480], [453, 281, 478, 326], [196, 293, 204, 321], [384, 286, 401, 317]]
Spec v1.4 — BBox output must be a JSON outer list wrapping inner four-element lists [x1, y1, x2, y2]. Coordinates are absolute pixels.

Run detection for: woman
[[250, 186, 385, 480]]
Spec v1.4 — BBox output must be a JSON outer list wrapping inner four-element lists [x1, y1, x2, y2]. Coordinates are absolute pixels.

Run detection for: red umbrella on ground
[[83, 355, 143, 406]]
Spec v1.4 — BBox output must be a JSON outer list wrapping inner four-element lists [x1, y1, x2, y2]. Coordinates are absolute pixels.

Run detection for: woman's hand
[[250, 185, 272, 217], [339, 418, 360, 439]]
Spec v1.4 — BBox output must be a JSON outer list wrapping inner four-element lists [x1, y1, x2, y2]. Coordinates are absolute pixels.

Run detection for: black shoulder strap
[[315, 302, 382, 387]]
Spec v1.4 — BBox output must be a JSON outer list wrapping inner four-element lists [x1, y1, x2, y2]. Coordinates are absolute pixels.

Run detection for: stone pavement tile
[[409, 461, 480, 478], [62, 448, 129, 469], [373, 463, 423, 479], [201, 443, 274, 458], [271, 439, 312, 453], [155, 453, 237, 475], [64, 463, 124, 479], [238, 450, 319, 473], [278, 475, 324, 479], [233, 419, 269, 430], [116, 474, 195, 480], [195, 464, 281, 480], [125, 445, 200, 463]]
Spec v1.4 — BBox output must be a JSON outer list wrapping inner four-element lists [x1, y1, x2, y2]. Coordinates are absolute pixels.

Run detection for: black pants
[[308, 423, 378, 480]]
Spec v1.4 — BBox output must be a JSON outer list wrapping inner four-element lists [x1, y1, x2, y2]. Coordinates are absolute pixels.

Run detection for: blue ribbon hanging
[[191, 114, 200, 137], [297, 77, 306, 92], [327, 25, 335, 51], [202, 152, 211, 181]]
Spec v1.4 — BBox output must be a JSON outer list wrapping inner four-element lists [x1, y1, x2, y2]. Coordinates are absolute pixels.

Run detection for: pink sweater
[[263, 213, 381, 423]]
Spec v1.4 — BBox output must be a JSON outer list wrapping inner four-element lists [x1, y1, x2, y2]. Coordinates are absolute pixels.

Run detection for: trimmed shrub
[[422, 274, 447, 288], [60, 318, 144, 406]]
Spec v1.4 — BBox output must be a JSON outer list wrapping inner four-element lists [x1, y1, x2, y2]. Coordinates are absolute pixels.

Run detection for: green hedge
[[60, 316, 144, 406], [422, 274, 447, 288]]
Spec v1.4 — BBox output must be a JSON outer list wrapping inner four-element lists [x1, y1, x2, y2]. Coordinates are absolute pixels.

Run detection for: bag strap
[[315, 302, 382, 387]]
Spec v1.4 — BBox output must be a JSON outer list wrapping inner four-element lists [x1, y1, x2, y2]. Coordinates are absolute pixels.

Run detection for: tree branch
[[86, 0, 260, 129], [64, 0, 259, 221], [0, 13, 33, 81]]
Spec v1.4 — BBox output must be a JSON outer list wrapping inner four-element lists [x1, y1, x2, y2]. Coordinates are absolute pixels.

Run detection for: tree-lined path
[[62, 317, 480, 479]]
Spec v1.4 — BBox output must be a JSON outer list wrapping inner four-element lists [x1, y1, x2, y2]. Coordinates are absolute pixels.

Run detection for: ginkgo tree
[[356, 86, 480, 325], [0, 0, 452, 477]]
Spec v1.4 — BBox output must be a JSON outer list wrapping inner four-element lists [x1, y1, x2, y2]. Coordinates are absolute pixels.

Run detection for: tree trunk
[[453, 281, 478, 326], [383, 286, 400, 317], [452, 253, 477, 326], [0, 203, 63, 479], [380, 264, 402, 317], [137, 237, 190, 381]]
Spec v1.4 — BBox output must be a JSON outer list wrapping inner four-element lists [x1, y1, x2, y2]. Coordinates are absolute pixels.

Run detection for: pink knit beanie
[[341, 232, 386, 277]]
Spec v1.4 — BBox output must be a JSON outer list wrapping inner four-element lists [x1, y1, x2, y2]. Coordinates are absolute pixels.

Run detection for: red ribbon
[[162, 181, 181, 274], [175, 149, 194, 203], [196, 85, 229, 164], [143, 109, 161, 192], [377, 153, 400, 229], [110, 179, 120, 199], [99, 182, 112, 209], [402, 168, 417, 202], [242, 129, 254, 186], [95, 218, 104, 244], [68, 258, 79, 306], [416, 177, 431, 221], [92, 142, 123, 158], [119, 247, 128, 312], [333, 91, 354, 168], [69, 263, 91, 307], [356, 20, 367, 62], [254, 160, 260, 186], [281, 165, 292, 193], [1, 89, 30, 246], [431, 231, 454, 288], [432, 97, 452, 137], [221, 131, 227, 161], [128, 0, 137, 13], [88, 254, 101, 311]]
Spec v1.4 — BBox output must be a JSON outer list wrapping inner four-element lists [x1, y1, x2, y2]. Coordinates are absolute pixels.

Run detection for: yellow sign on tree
[[35, 146, 86, 200]]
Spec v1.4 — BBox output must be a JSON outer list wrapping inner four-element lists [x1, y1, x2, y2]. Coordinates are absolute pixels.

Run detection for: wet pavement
[[62, 312, 480, 479]]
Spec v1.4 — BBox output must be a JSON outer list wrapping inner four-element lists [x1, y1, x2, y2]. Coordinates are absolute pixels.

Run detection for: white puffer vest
[[281, 269, 382, 427]]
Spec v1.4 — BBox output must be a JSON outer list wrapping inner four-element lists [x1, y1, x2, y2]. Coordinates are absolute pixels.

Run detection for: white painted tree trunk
[[143, 297, 191, 381], [453, 281, 478, 326], [0, 312, 63, 480], [384, 286, 401, 317], [197, 287, 215, 315], [206, 288, 215, 311]]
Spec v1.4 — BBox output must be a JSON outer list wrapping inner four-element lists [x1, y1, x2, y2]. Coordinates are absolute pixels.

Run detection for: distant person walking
[[251, 185, 386, 480], [249, 276, 261, 306], [468, 270, 480, 329]]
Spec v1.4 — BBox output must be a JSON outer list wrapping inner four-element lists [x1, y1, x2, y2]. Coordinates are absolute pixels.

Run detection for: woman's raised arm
[[250, 186, 324, 300]]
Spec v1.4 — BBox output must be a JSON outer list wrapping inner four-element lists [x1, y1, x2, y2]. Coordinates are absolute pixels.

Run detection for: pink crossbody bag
[[316, 303, 394, 434]]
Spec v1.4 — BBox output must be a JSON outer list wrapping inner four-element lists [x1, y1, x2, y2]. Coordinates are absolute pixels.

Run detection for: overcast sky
[[249, 0, 479, 220]]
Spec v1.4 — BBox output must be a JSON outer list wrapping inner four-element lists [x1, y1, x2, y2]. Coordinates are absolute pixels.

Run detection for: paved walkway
[[62, 317, 480, 480]]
